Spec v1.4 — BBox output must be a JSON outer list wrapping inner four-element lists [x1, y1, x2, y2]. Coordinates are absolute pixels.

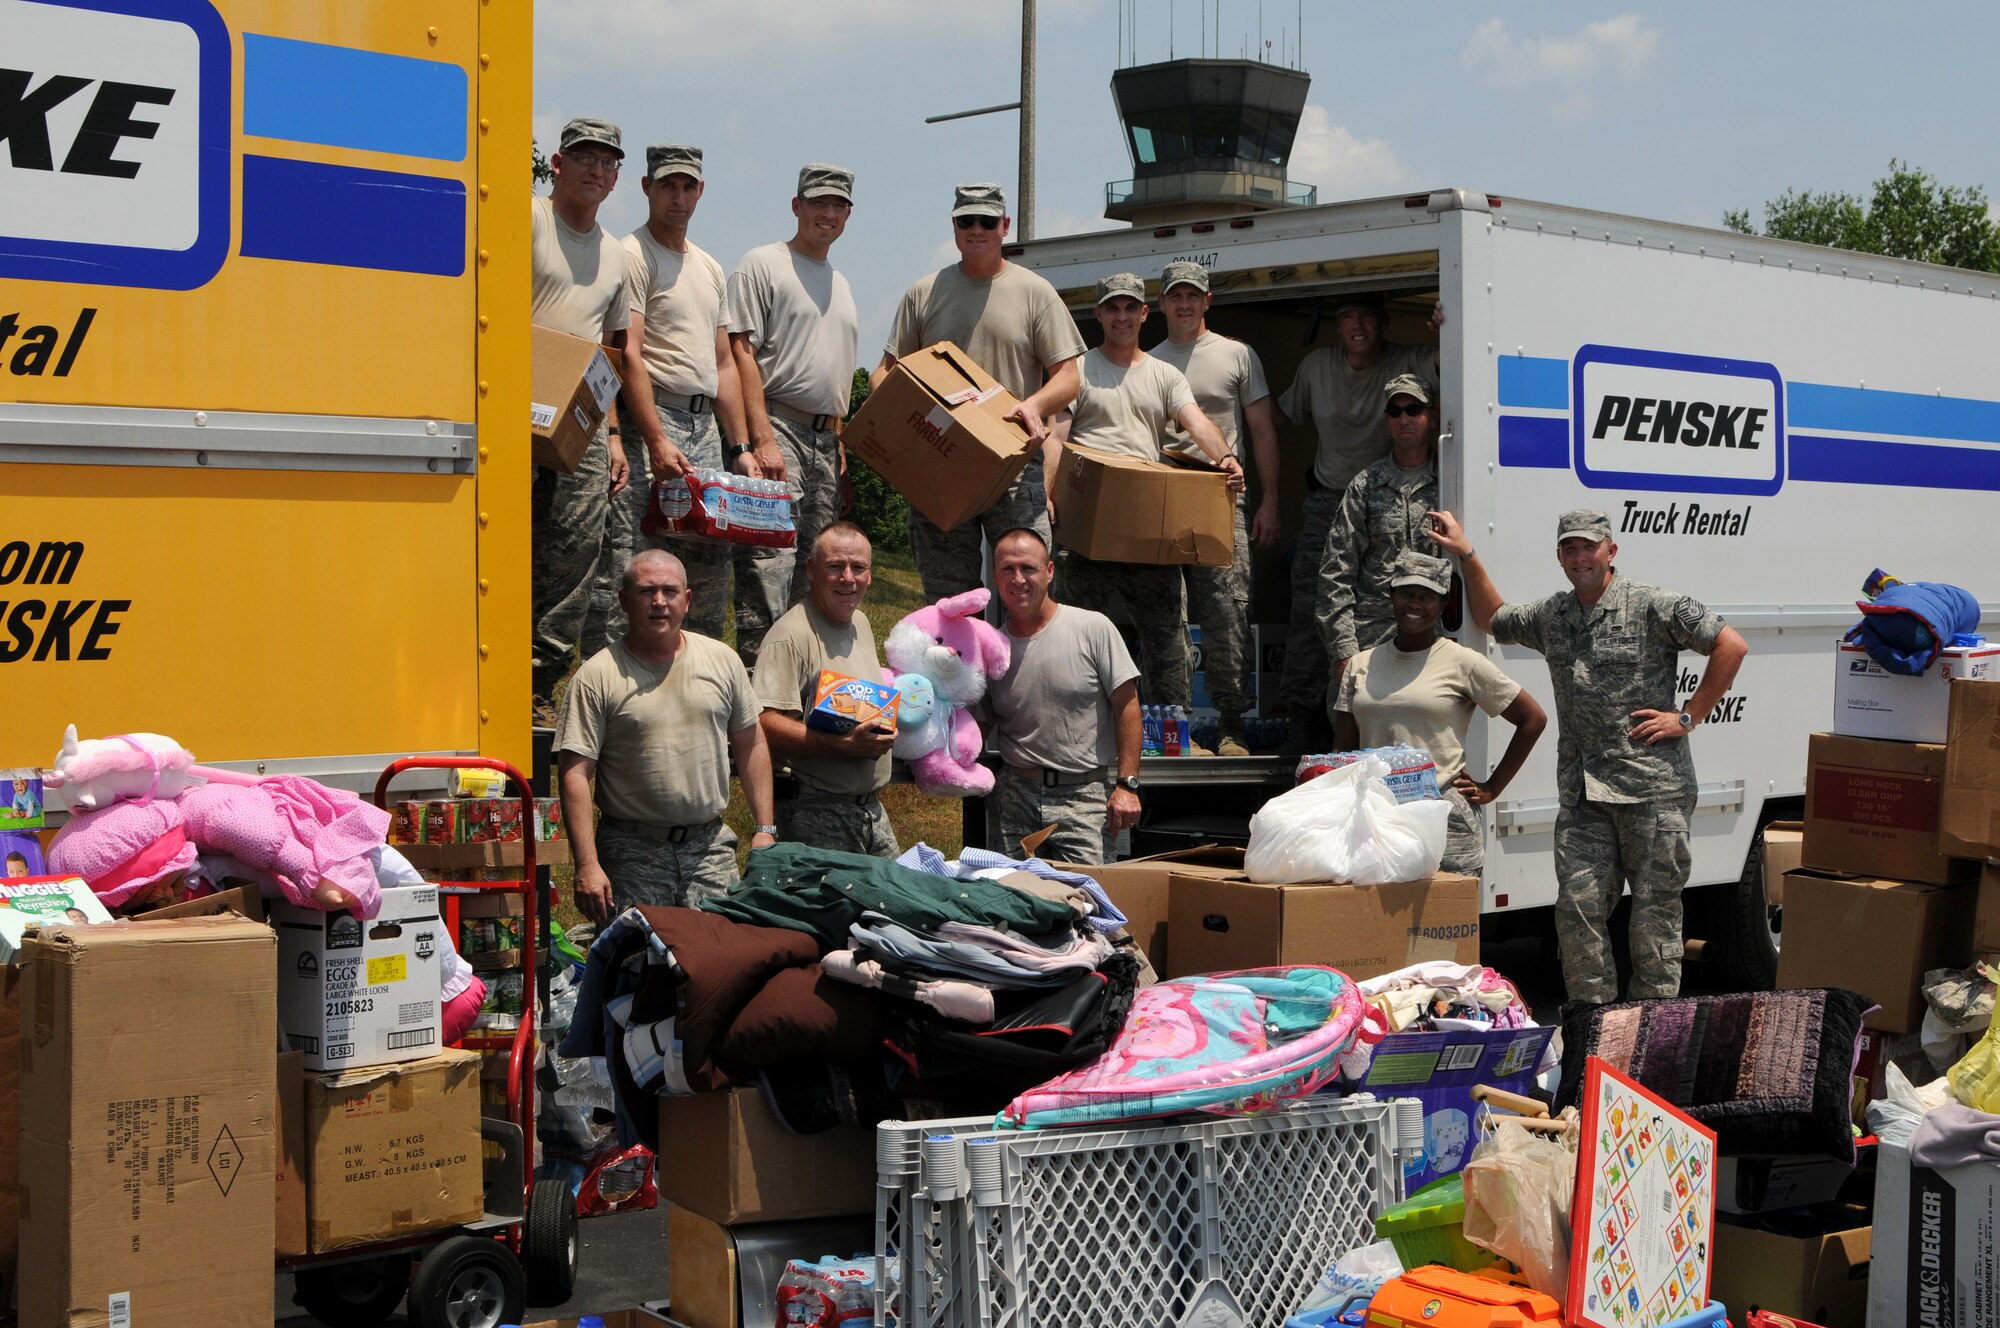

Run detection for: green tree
[[1724, 159, 2000, 272], [845, 368, 910, 552], [532, 138, 553, 186]]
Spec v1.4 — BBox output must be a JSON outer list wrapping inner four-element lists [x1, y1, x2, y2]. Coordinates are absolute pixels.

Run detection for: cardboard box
[[1047, 845, 1248, 980], [532, 323, 622, 472], [19, 916, 276, 1328], [275, 1049, 307, 1257], [1776, 869, 1975, 1032], [1346, 1024, 1554, 1193], [0, 962, 19, 1266], [1168, 872, 1480, 978], [276, 884, 446, 1070], [1715, 1154, 1856, 1215], [806, 669, 900, 736], [1711, 1203, 1870, 1328], [1942, 677, 2000, 859], [668, 1204, 740, 1328], [393, 836, 572, 871], [305, 1048, 483, 1253], [1833, 639, 2000, 744], [0, 874, 110, 960], [844, 340, 1037, 532], [657, 1086, 875, 1225], [1871, 1138, 1995, 1328], [1802, 732, 1976, 886], [1052, 443, 1234, 567], [1763, 820, 1803, 909]]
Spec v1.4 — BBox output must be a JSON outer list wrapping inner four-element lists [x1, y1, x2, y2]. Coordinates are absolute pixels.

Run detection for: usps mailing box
[[1053, 443, 1233, 567], [276, 885, 445, 1071], [1832, 639, 2000, 744], [532, 324, 621, 473]]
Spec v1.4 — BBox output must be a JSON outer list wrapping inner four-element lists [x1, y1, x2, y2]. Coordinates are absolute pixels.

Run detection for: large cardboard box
[[532, 323, 621, 472], [1870, 1139, 1996, 1328], [305, 1048, 483, 1253], [1047, 845, 1247, 980], [1712, 1204, 1870, 1328], [19, 916, 276, 1328], [1052, 443, 1234, 566], [1942, 677, 2000, 859], [1344, 1024, 1553, 1193], [1776, 869, 1976, 1032], [657, 1086, 875, 1225], [1169, 872, 1480, 978], [844, 340, 1037, 532], [1834, 640, 2000, 743], [275, 1049, 307, 1258], [667, 1204, 741, 1328], [1803, 732, 1976, 886], [276, 884, 446, 1070], [1763, 820, 1804, 909]]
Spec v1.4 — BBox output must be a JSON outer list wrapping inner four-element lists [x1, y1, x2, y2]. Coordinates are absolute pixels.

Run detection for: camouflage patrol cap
[[1389, 550, 1454, 595], [646, 144, 703, 181], [1384, 372, 1433, 405], [952, 183, 1006, 217], [1161, 260, 1210, 293], [559, 117, 623, 158], [1331, 291, 1385, 316], [798, 163, 854, 202], [1095, 272, 1146, 305], [1557, 509, 1614, 543]]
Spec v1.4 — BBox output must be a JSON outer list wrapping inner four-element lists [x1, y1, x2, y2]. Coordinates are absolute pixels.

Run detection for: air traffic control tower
[[1103, 57, 1316, 226]]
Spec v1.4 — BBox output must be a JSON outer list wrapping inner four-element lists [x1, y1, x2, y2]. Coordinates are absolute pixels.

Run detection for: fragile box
[[305, 1048, 483, 1253], [1942, 677, 2000, 859], [1776, 869, 1975, 1032], [1048, 845, 1248, 980], [532, 323, 622, 472], [844, 340, 1037, 532], [658, 1086, 876, 1225], [1052, 443, 1234, 567], [19, 915, 276, 1328], [1803, 731, 1976, 886], [1833, 639, 2000, 744], [1345, 1023, 1554, 1193], [276, 884, 446, 1070], [1169, 872, 1480, 978], [1711, 1203, 1870, 1328]]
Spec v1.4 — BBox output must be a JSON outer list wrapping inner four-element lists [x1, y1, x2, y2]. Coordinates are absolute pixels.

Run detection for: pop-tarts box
[[805, 670, 899, 736], [1339, 1024, 1555, 1192]]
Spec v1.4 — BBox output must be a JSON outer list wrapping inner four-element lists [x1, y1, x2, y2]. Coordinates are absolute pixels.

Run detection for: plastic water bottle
[[1174, 706, 1191, 755], [1142, 706, 1163, 756], [1164, 707, 1182, 756]]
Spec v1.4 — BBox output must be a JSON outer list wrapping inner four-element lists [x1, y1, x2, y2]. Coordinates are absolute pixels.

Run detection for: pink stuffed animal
[[50, 723, 198, 812], [884, 588, 1011, 797]]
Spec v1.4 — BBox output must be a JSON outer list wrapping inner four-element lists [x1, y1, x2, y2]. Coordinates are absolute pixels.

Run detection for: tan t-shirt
[[625, 228, 727, 397], [1277, 341, 1434, 491], [988, 605, 1141, 773], [754, 600, 891, 796], [1066, 347, 1196, 460], [1151, 331, 1270, 461], [1333, 637, 1521, 783], [531, 194, 640, 340], [885, 261, 1086, 401], [725, 241, 857, 417], [553, 634, 758, 828]]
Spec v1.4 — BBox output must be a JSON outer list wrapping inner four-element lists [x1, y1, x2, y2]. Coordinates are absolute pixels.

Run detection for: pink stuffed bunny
[[884, 588, 1011, 797]]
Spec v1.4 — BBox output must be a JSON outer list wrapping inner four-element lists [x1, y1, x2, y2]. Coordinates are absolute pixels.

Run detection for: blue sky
[[534, 1, 2000, 359]]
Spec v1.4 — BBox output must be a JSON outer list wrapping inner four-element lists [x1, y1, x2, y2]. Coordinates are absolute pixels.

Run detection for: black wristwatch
[[726, 442, 753, 460], [1116, 775, 1142, 792]]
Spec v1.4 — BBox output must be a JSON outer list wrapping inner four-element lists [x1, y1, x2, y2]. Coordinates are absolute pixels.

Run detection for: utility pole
[[925, 1, 1037, 241]]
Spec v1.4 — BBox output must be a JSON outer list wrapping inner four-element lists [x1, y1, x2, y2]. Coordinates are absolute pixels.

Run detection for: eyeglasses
[[954, 215, 1001, 230], [1385, 403, 1429, 418], [565, 150, 620, 171]]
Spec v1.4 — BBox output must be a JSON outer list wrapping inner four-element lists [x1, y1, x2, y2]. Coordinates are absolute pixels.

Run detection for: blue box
[[1342, 1024, 1555, 1193]]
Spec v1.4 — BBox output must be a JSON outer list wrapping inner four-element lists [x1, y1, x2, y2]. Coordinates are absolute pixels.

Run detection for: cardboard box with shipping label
[[276, 885, 445, 1070], [19, 916, 276, 1328], [532, 324, 621, 473], [844, 341, 1036, 532], [1776, 868, 1975, 1032], [1053, 443, 1234, 566], [305, 1048, 482, 1253], [657, 1086, 875, 1225], [1802, 731, 1976, 886], [1046, 845, 1248, 980], [1832, 639, 2000, 744], [1168, 872, 1480, 978], [806, 669, 900, 737], [1941, 677, 2000, 859], [1711, 1203, 1870, 1328]]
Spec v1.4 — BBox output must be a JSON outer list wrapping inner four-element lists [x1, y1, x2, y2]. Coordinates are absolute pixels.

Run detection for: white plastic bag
[[1245, 755, 1449, 884]]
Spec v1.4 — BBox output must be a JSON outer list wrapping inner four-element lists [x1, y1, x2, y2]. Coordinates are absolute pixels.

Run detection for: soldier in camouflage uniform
[[1434, 509, 1749, 1006], [1317, 373, 1444, 681]]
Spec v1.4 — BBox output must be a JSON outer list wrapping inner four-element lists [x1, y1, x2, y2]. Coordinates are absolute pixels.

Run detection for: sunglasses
[[1385, 403, 1429, 418], [954, 215, 1001, 230]]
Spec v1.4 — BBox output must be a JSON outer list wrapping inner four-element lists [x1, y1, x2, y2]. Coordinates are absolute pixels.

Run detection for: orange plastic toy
[[1367, 1265, 1563, 1328]]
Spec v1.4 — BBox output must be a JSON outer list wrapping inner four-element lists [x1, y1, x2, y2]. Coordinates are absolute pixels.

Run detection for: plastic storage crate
[[874, 1115, 995, 1328]]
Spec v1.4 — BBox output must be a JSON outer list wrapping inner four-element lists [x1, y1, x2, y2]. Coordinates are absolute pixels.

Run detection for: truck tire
[[406, 1235, 525, 1328], [1700, 834, 1779, 991], [523, 1177, 579, 1305], [292, 1256, 410, 1327]]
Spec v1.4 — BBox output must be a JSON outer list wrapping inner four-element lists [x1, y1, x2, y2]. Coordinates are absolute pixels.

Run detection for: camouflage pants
[[908, 466, 1052, 602], [992, 770, 1115, 865], [1184, 499, 1252, 724], [738, 416, 841, 666], [1552, 794, 1695, 1005], [531, 416, 613, 705], [1439, 785, 1485, 878], [585, 401, 735, 652], [1279, 486, 1341, 718], [595, 816, 740, 910], [1057, 550, 1190, 707], [775, 789, 900, 858]]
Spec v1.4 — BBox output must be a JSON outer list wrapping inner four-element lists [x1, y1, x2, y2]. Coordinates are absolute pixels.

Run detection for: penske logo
[[1572, 345, 1785, 497]]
